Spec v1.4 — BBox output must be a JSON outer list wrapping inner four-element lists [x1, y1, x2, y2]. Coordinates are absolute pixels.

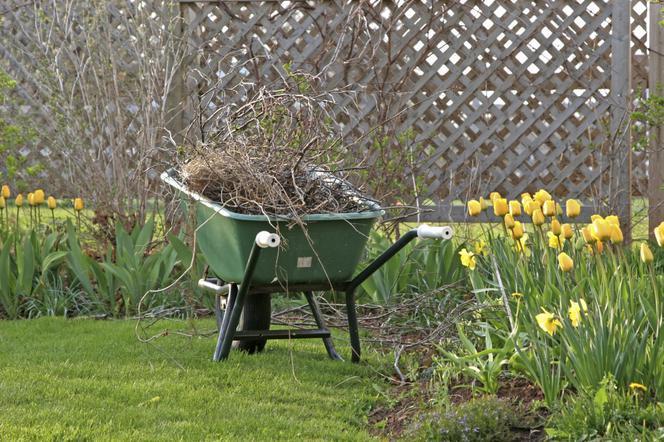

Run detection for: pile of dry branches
[[180, 78, 375, 218]]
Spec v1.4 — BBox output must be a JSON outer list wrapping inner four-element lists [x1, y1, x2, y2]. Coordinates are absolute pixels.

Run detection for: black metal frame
[[212, 229, 422, 362]]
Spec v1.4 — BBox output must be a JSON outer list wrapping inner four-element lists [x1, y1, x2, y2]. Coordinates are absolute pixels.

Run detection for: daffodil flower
[[536, 310, 562, 335], [459, 248, 476, 270]]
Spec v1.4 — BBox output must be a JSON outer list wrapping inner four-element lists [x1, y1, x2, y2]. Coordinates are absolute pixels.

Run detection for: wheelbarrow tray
[[161, 168, 384, 286]]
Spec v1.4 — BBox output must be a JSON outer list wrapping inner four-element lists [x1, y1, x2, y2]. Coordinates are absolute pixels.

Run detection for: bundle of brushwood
[[180, 79, 375, 219]]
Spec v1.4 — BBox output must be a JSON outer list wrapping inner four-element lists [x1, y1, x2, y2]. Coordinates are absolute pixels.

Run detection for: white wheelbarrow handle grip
[[255, 231, 281, 248], [417, 224, 453, 240]]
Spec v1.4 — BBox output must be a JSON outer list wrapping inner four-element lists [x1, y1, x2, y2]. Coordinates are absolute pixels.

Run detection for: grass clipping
[[180, 85, 374, 218]]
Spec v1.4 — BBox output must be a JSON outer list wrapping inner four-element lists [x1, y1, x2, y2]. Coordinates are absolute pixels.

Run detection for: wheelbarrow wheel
[[234, 294, 271, 354]]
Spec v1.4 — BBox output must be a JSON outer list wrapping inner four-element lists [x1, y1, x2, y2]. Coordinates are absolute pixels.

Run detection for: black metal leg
[[345, 289, 361, 363], [213, 284, 237, 361], [304, 291, 342, 361], [215, 244, 263, 361]]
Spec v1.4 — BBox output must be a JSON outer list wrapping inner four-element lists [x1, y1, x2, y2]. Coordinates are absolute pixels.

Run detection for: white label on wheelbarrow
[[297, 257, 312, 268]]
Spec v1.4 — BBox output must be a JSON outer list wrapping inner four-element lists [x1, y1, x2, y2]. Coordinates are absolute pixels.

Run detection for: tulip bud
[[534, 189, 552, 204], [479, 197, 489, 210], [47, 196, 57, 210], [504, 213, 515, 229], [591, 214, 603, 223], [520, 192, 532, 201], [468, 200, 481, 216], [27, 192, 35, 206], [640, 243, 654, 263], [556, 203, 563, 216], [489, 192, 501, 203], [493, 198, 508, 217], [74, 198, 84, 211], [509, 200, 521, 217], [596, 240, 604, 254], [655, 222, 664, 248], [558, 252, 574, 272], [1, 185, 10, 199], [609, 224, 623, 244], [551, 219, 562, 236], [525, 199, 540, 216], [561, 223, 573, 240], [532, 208, 545, 226], [543, 200, 556, 217], [34, 189, 45, 205], [566, 199, 581, 218], [591, 219, 611, 242], [15, 194, 23, 208], [511, 221, 524, 240], [0, 196, 5, 209]]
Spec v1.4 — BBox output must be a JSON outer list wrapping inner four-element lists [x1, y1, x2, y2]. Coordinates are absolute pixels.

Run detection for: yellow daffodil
[[590, 219, 611, 242], [558, 252, 574, 272], [47, 196, 57, 210], [509, 200, 521, 217], [543, 200, 556, 217], [511, 221, 524, 240], [15, 194, 23, 207], [561, 223, 573, 240], [532, 208, 545, 226], [548, 231, 564, 249], [515, 233, 531, 256], [459, 248, 476, 270], [34, 189, 45, 205], [468, 199, 481, 216], [493, 198, 508, 217], [512, 292, 524, 298], [629, 382, 647, 392], [74, 198, 84, 212], [1, 185, 10, 199], [640, 243, 654, 264], [654, 222, 664, 247], [551, 219, 562, 236], [504, 213, 515, 229], [534, 189, 552, 204], [474, 240, 489, 256], [605, 215, 619, 227], [565, 199, 581, 218], [609, 224, 623, 244], [536, 310, 562, 335], [568, 299, 587, 327], [489, 192, 501, 203]]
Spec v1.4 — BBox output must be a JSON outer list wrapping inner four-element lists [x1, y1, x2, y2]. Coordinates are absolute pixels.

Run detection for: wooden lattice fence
[[0, 0, 662, 229]]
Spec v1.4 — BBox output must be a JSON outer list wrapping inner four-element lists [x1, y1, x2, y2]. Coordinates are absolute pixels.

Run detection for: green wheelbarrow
[[162, 169, 453, 362]]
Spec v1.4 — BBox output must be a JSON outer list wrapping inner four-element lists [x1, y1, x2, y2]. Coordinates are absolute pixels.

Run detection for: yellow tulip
[[47, 196, 57, 210], [655, 222, 664, 247], [591, 219, 611, 242], [493, 198, 508, 217], [27, 192, 35, 206], [566, 199, 581, 218], [536, 310, 562, 335], [15, 194, 23, 207], [0, 196, 5, 209], [609, 224, 623, 244], [1, 185, 10, 199], [543, 200, 556, 217], [479, 197, 489, 210], [556, 202, 563, 216], [511, 221, 524, 240], [521, 195, 533, 210], [467, 199, 481, 216], [532, 208, 545, 226], [534, 189, 552, 204], [74, 198, 84, 212], [525, 199, 540, 216], [459, 248, 476, 270], [561, 223, 573, 240], [551, 219, 562, 236], [605, 215, 619, 227], [520, 192, 532, 201], [558, 252, 574, 272], [591, 214, 603, 223], [489, 192, 501, 203], [34, 189, 45, 205], [504, 213, 515, 229], [640, 243, 654, 264], [581, 226, 595, 243], [509, 200, 521, 217]]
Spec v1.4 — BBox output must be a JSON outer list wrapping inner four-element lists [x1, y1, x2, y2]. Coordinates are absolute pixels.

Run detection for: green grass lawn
[[0, 318, 381, 441]]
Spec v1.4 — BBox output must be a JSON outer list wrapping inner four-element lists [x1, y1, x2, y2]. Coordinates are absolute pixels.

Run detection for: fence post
[[610, 1, 632, 242], [649, 2, 664, 237]]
